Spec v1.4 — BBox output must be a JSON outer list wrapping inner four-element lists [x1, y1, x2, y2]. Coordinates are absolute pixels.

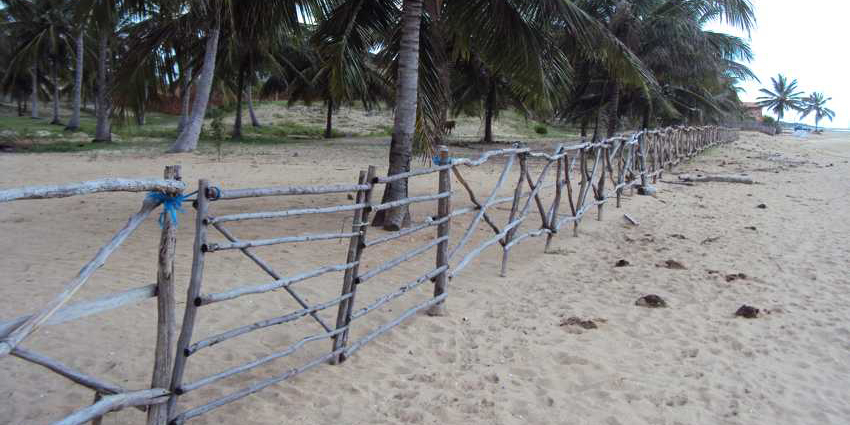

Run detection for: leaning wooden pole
[[597, 147, 608, 221], [167, 179, 210, 419], [148, 165, 181, 425], [331, 166, 375, 364], [544, 147, 564, 253], [500, 153, 527, 277], [428, 146, 452, 316]]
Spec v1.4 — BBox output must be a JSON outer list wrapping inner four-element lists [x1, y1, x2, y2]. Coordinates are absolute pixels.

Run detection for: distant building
[[742, 102, 764, 121]]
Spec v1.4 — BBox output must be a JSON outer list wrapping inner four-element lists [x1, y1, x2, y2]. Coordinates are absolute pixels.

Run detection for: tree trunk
[[324, 99, 334, 139], [136, 101, 146, 126], [137, 80, 148, 126], [94, 29, 111, 142], [246, 84, 260, 127], [170, 22, 221, 153], [30, 67, 39, 119], [66, 28, 84, 131], [641, 101, 653, 129], [483, 78, 496, 143], [177, 65, 192, 134], [231, 64, 245, 140], [580, 117, 588, 138], [426, 0, 450, 146], [371, 0, 423, 231], [605, 82, 620, 138], [50, 59, 61, 125]]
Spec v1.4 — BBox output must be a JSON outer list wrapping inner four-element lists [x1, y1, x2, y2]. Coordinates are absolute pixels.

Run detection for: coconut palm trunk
[[371, 0, 423, 231], [426, 0, 450, 146], [30, 67, 39, 119], [66, 28, 84, 131], [177, 65, 192, 133], [604, 82, 620, 138], [50, 59, 61, 125], [170, 22, 221, 153], [94, 29, 111, 142], [232, 65, 246, 139], [246, 84, 260, 127], [483, 78, 496, 143], [324, 99, 333, 139]]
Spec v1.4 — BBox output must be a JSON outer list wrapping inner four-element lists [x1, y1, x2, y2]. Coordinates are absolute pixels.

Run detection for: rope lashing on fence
[[147, 191, 195, 228], [206, 186, 222, 201]]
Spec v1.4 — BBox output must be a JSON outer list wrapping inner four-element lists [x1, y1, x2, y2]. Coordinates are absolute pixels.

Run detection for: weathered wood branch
[[49, 389, 169, 425], [215, 184, 370, 200], [0, 179, 185, 203], [196, 262, 359, 306], [187, 293, 352, 356], [203, 231, 361, 252], [677, 174, 753, 184], [0, 284, 156, 336], [356, 236, 448, 284], [207, 203, 367, 224]]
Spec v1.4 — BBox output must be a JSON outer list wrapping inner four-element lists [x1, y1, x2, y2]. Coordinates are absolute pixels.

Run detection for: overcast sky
[[706, 0, 846, 127]]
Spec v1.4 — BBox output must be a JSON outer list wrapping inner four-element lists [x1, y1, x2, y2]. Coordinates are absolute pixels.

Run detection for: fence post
[[331, 166, 375, 363], [574, 148, 588, 236], [500, 152, 527, 277], [544, 146, 564, 253], [167, 179, 211, 419], [148, 165, 181, 425], [597, 147, 607, 221], [637, 132, 648, 189], [428, 146, 452, 316]]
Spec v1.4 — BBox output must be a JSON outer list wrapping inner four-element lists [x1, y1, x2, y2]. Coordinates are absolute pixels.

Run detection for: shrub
[[534, 124, 548, 135]]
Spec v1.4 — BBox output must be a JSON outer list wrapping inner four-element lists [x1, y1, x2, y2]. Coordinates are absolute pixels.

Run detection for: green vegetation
[[534, 125, 549, 136]]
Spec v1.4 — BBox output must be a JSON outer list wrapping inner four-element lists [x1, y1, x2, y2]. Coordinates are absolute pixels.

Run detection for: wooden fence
[[0, 125, 737, 425], [0, 167, 187, 425]]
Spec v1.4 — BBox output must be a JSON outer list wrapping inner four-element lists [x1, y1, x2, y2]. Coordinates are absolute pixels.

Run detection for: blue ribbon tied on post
[[432, 155, 456, 166], [147, 191, 191, 228]]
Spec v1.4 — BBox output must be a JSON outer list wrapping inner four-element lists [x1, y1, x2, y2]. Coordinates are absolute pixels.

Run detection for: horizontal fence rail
[[1, 126, 737, 425]]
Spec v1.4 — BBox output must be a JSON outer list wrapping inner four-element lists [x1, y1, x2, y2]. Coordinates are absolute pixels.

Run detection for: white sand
[[1, 131, 849, 425]]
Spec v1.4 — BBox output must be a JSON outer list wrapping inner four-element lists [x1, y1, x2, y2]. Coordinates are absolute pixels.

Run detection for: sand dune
[[1, 130, 849, 425]]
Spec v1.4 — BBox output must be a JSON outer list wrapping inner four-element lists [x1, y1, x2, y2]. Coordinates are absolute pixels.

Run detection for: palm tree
[[65, 25, 85, 131], [167, 1, 327, 152], [756, 74, 804, 121], [1, 0, 76, 124], [799, 92, 835, 132], [380, 0, 424, 230]]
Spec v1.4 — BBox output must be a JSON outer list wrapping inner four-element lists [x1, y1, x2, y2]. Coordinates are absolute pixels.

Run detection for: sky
[[706, 0, 847, 127]]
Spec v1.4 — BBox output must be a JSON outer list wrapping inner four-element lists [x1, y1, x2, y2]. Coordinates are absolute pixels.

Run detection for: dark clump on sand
[[636, 294, 668, 308], [560, 317, 599, 329], [735, 305, 760, 318]]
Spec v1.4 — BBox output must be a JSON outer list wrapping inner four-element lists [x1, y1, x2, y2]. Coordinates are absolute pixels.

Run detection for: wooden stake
[[331, 166, 375, 364], [428, 146, 452, 316], [544, 147, 564, 252], [148, 165, 181, 425], [167, 179, 210, 419], [597, 148, 607, 221], [500, 153, 527, 277]]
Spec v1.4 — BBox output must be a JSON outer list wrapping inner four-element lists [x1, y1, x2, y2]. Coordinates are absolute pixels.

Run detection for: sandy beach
[[2, 130, 849, 425]]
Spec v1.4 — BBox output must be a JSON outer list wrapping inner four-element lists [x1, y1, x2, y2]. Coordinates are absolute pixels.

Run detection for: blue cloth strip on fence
[[147, 191, 193, 228], [432, 155, 457, 166]]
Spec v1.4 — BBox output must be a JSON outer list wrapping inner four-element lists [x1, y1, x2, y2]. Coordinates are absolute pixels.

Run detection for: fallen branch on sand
[[677, 174, 754, 184]]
